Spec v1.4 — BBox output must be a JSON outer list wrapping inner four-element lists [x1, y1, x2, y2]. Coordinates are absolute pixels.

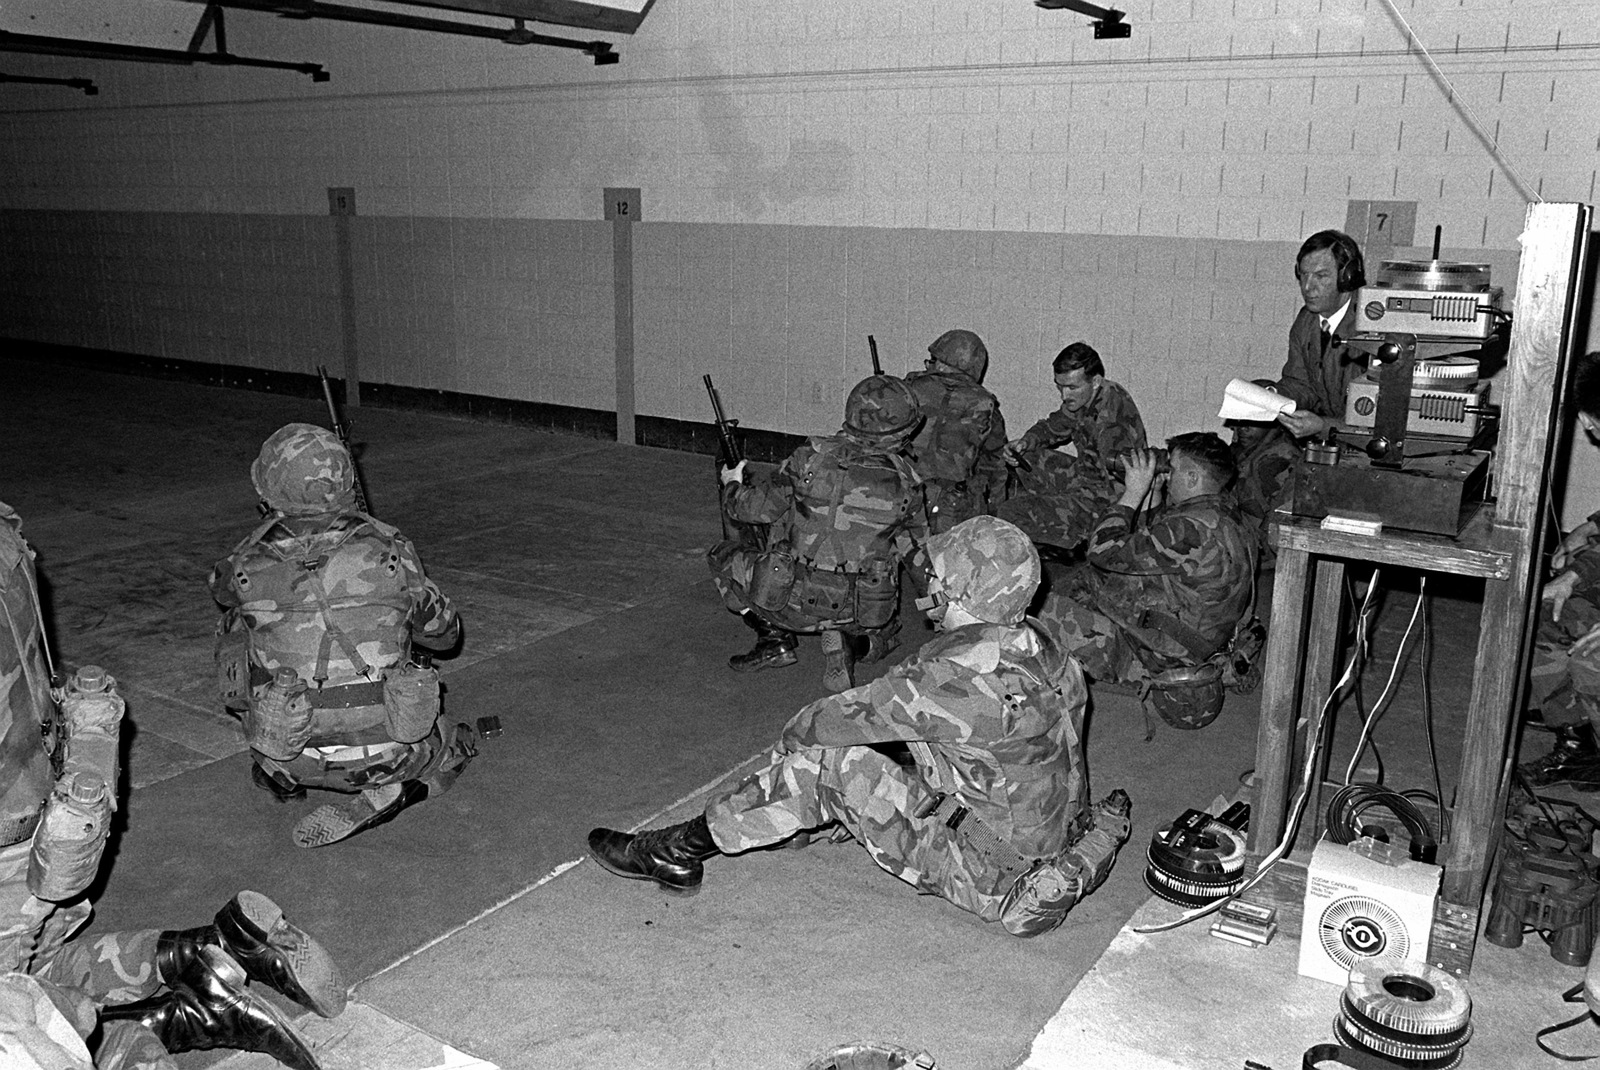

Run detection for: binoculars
[[1484, 838, 1600, 966], [1111, 448, 1171, 479]]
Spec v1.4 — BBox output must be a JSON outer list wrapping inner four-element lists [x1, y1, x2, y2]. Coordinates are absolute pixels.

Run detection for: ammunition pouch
[[214, 625, 251, 711], [852, 559, 899, 629], [382, 662, 441, 744], [747, 550, 796, 612]]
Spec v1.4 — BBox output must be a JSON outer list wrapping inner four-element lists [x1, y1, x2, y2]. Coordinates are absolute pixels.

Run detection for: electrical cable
[[1343, 579, 1426, 786], [1418, 581, 1451, 840], [1135, 568, 1383, 935], [1376, 0, 1543, 204]]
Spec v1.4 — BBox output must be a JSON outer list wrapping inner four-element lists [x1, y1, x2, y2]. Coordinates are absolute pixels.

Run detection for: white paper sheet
[[1218, 378, 1297, 422]]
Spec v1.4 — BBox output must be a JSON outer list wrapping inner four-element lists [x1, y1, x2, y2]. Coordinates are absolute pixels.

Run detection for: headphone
[[1294, 230, 1367, 293]]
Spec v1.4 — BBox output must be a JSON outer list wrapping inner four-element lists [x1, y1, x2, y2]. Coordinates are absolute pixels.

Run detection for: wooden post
[[1442, 202, 1591, 905]]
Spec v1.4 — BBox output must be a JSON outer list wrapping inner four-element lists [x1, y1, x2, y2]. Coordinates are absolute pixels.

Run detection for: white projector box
[[1298, 839, 1441, 985]]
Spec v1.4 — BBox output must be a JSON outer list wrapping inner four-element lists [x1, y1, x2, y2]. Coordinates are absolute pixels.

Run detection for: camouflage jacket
[[1018, 379, 1146, 481], [1084, 493, 1255, 659], [777, 621, 1086, 860], [724, 433, 927, 573], [1231, 428, 1299, 526], [904, 369, 1008, 497], [210, 512, 455, 687]]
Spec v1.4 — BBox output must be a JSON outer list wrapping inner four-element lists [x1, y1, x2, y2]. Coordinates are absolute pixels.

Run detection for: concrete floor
[[4, 355, 1592, 1069]]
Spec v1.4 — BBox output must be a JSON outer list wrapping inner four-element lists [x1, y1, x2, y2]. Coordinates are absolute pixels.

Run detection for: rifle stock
[[317, 365, 371, 514]]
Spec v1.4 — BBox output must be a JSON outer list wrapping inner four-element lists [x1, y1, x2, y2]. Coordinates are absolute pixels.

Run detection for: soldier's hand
[[1277, 410, 1330, 440], [1575, 622, 1600, 659], [1545, 570, 1579, 622], [719, 459, 748, 486], [1002, 439, 1029, 466], [1117, 449, 1159, 508], [1553, 522, 1599, 573]]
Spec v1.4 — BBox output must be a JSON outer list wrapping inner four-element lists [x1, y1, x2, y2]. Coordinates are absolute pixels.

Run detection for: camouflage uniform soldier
[[1034, 434, 1254, 728], [1228, 380, 1301, 569], [996, 342, 1148, 551], [710, 376, 928, 691], [592, 517, 1131, 934], [210, 424, 476, 848], [1521, 353, 1600, 789], [0, 501, 340, 1070], [904, 329, 1009, 535]]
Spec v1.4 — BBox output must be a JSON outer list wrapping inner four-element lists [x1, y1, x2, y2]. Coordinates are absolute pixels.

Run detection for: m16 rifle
[[703, 374, 766, 548], [317, 365, 371, 514]]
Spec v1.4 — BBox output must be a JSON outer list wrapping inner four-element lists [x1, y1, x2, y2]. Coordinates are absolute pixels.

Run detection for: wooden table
[[1246, 506, 1514, 976]]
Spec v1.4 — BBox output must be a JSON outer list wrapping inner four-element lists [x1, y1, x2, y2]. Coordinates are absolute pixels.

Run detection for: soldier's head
[[1051, 342, 1104, 415], [920, 515, 1040, 628], [926, 329, 989, 382], [251, 423, 358, 517], [1575, 352, 1600, 439], [843, 375, 922, 448], [1166, 431, 1236, 502], [1228, 379, 1283, 452], [1295, 229, 1366, 315]]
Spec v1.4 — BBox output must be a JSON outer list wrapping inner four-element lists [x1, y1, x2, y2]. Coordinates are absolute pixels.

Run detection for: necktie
[[1319, 318, 1331, 354]]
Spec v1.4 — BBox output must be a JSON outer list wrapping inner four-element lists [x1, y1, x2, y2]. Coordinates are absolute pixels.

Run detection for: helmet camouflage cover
[[843, 375, 921, 443], [250, 423, 357, 516], [927, 329, 989, 381], [925, 515, 1040, 624]]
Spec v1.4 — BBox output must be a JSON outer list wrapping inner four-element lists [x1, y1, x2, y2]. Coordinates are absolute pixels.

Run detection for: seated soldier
[[210, 424, 477, 849], [904, 329, 1009, 535], [1521, 352, 1600, 789], [1228, 379, 1301, 570], [1, 499, 341, 1070], [591, 516, 1131, 937], [1034, 433, 1254, 730], [709, 375, 928, 692], [997, 342, 1147, 551]]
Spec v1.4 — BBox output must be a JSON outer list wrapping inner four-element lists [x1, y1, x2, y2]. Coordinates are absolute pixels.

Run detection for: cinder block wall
[[0, 0, 1595, 502]]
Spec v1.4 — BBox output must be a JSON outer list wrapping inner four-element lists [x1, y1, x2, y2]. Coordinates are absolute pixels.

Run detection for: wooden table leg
[[1250, 545, 1312, 855], [1302, 558, 1349, 845]]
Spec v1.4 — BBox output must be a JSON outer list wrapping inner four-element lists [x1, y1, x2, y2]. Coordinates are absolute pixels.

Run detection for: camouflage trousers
[[1529, 593, 1600, 731], [994, 454, 1114, 551], [256, 717, 475, 794], [1, 845, 173, 1069], [708, 540, 899, 640], [705, 742, 1016, 922]]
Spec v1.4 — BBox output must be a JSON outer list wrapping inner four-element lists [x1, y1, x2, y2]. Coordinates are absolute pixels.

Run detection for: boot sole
[[235, 891, 348, 1018], [728, 652, 798, 672], [292, 784, 406, 849], [586, 848, 703, 896]]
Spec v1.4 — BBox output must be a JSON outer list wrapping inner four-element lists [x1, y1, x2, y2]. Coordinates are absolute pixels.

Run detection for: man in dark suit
[[1274, 229, 1368, 442]]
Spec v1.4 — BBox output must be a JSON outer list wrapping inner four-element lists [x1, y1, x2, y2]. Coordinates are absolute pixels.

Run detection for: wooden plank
[[1272, 508, 1510, 579], [1249, 543, 1312, 854], [1444, 203, 1591, 905], [1427, 898, 1479, 978], [1297, 558, 1347, 853]]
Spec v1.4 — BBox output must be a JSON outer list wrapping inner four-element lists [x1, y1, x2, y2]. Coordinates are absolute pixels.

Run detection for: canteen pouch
[[853, 559, 898, 629], [243, 678, 313, 761], [748, 550, 797, 613], [383, 661, 441, 744]]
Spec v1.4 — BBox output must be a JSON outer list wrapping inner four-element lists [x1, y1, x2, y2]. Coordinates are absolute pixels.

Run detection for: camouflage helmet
[[250, 423, 357, 516], [924, 515, 1040, 625], [843, 375, 921, 442], [928, 329, 989, 381]]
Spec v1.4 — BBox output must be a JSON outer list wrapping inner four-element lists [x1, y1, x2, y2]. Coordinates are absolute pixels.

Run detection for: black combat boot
[[251, 763, 306, 803], [847, 624, 901, 666], [101, 946, 321, 1070], [292, 780, 432, 849], [820, 628, 854, 692], [158, 890, 346, 1018], [587, 813, 721, 895], [728, 612, 798, 673], [1521, 722, 1600, 790]]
